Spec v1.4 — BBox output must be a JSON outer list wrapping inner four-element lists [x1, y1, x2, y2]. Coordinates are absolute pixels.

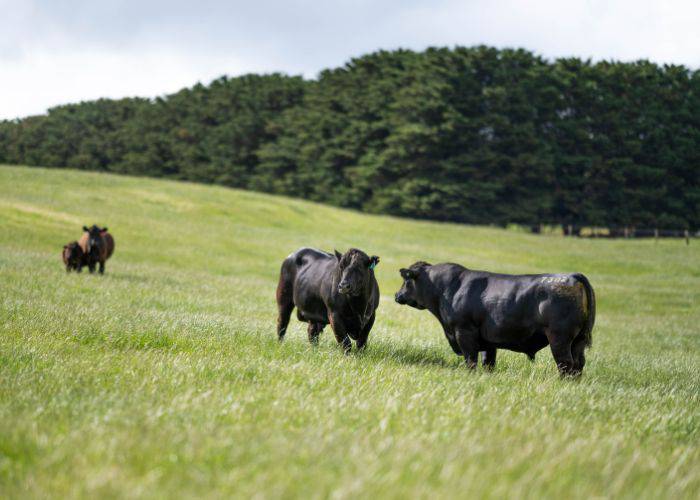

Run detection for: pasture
[[0, 165, 698, 498]]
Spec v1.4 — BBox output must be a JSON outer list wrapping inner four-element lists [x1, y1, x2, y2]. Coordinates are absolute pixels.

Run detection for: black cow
[[394, 262, 595, 376], [276, 248, 380, 353]]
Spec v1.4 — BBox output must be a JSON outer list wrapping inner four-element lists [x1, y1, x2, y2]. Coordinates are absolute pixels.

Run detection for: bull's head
[[395, 261, 431, 309], [335, 248, 379, 296], [82, 225, 107, 254]]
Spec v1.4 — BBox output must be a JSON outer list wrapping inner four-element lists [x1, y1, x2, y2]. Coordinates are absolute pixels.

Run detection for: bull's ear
[[63, 244, 68, 249], [334, 249, 342, 261], [369, 255, 379, 270], [102, 227, 108, 232], [400, 268, 417, 280], [82, 226, 89, 232]]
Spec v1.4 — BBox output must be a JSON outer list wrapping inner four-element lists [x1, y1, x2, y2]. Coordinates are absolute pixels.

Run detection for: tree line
[[1, 46, 698, 230]]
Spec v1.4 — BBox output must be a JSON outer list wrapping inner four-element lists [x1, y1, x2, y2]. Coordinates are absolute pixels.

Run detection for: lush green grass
[[1, 165, 698, 499]]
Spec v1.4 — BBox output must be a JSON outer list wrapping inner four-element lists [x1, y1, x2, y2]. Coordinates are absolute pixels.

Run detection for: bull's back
[[457, 272, 587, 332], [489, 274, 587, 329], [466, 275, 539, 329], [279, 247, 334, 291], [285, 248, 334, 321], [292, 249, 333, 292]]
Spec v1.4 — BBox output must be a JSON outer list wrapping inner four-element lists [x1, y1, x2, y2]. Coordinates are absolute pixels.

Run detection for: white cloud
[[395, 0, 700, 65], [1, 0, 698, 120], [1, 48, 268, 119]]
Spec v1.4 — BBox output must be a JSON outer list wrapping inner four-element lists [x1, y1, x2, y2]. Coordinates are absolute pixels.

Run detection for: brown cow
[[79, 225, 115, 274], [62, 241, 85, 272]]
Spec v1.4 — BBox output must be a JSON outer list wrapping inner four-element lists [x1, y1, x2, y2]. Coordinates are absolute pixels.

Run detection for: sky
[[2, 0, 699, 120]]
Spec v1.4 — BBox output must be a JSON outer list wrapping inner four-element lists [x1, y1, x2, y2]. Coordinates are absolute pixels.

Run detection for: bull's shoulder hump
[[431, 262, 467, 272], [429, 263, 470, 282], [428, 263, 470, 290], [289, 247, 333, 260]]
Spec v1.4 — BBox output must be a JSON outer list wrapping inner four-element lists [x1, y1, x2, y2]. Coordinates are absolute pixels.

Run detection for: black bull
[[395, 262, 595, 375], [276, 248, 380, 352]]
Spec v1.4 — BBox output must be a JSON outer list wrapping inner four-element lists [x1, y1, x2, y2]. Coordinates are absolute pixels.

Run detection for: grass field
[[1, 165, 698, 499]]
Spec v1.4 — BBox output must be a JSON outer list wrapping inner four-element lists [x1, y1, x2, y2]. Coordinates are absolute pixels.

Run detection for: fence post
[[685, 229, 690, 245], [654, 228, 658, 243]]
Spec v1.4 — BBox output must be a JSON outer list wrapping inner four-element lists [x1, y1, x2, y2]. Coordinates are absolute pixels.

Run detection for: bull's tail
[[572, 273, 595, 347], [276, 255, 297, 340]]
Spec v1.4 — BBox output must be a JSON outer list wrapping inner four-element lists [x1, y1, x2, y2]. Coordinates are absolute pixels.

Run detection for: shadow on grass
[[360, 341, 461, 370], [276, 332, 461, 370]]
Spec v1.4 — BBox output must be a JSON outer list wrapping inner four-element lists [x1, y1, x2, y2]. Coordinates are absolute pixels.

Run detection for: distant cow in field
[[276, 248, 380, 353], [394, 262, 595, 376], [62, 241, 85, 272], [79, 225, 115, 274]]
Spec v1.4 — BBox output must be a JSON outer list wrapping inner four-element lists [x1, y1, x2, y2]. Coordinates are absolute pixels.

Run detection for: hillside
[[0, 165, 698, 498], [2, 46, 699, 229]]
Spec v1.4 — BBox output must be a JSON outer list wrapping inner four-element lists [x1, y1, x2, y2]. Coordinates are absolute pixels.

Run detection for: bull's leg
[[307, 322, 324, 345], [355, 313, 375, 351], [99, 260, 105, 274], [571, 335, 588, 375], [329, 313, 352, 354], [482, 347, 497, 370], [455, 326, 480, 369], [88, 261, 96, 273], [546, 329, 575, 377]]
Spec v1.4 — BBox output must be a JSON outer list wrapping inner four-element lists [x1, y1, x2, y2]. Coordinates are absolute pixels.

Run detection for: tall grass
[[0, 165, 698, 498]]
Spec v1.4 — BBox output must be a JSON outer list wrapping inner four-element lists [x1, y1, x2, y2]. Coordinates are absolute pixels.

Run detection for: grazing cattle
[[276, 248, 380, 353], [62, 241, 85, 272], [78, 225, 115, 274], [394, 262, 595, 376]]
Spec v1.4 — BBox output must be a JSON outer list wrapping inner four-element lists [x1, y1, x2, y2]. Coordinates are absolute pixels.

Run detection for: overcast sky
[[2, 0, 699, 120]]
